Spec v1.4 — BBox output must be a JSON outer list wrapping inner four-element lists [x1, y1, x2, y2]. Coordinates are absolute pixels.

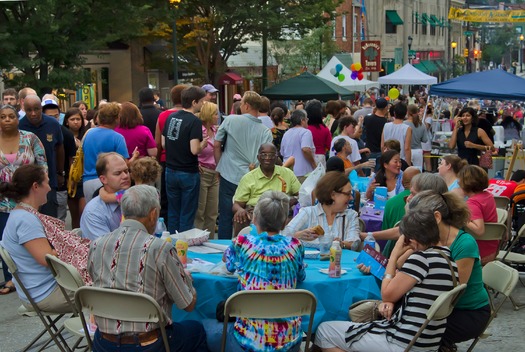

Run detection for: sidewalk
[[0, 269, 524, 351]]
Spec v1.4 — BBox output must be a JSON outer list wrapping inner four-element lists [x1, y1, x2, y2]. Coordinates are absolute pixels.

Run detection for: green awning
[[430, 15, 441, 27], [386, 10, 404, 25], [421, 13, 429, 25], [434, 60, 447, 72], [413, 62, 429, 73], [421, 60, 439, 73]]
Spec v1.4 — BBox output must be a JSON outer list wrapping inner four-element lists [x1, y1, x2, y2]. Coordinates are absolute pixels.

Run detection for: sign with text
[[361, 41, 381, 72]]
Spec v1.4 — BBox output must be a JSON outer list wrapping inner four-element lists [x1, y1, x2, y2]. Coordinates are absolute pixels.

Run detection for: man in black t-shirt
[[162, 86, 208, 233], [363, 97, 389, 171]]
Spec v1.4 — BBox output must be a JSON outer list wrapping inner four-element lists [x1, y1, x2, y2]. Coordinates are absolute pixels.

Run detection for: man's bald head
[[258, 143, 277, 154], [402, 166, 421, 190]]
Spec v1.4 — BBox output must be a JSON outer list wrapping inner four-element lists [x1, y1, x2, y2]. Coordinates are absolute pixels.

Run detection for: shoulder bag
[[68, 129, 92, 197]]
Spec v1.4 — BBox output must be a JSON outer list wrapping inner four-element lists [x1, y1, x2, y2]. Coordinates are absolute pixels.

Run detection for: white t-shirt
[[329, 136, 361, 163]]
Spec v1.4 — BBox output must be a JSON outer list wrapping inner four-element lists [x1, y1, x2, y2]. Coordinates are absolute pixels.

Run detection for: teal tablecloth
[[172, 240, 381, 331]]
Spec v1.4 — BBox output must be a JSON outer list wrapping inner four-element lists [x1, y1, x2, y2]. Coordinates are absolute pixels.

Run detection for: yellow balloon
[[354, 63, 362, 71], [388, 88, 400, 100]]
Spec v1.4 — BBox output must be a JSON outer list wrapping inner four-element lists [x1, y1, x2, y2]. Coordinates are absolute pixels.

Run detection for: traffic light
[[473, 49, 479, 60], [464, 48, 469, 57]]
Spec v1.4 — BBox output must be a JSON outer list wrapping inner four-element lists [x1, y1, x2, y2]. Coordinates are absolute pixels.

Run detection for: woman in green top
[[407, 190, 490, 352]]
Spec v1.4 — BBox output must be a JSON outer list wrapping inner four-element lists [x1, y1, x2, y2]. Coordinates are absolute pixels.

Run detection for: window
[[332, 11, 336, 40], [385, 10, 403, 34], [342, 14, 347, 40]]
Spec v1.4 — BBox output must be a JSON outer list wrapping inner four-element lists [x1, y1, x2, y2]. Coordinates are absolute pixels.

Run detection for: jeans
[[165, 168, 200, 233], [93, 322, 207, 352], [217, 176, 238, 239], [0, 212, 12, 282]]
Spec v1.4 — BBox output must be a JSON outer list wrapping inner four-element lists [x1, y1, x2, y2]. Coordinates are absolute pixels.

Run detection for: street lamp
[[451, 41, 457, 77], [170, 0, 182, 85], [408, 36, 413, 63], [520, 34, 523, 73]]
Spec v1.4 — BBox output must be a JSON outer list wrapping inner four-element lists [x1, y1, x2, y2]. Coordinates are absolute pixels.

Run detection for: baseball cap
[[233, 93, 242, 101], [511, 170, 525, 182], [41, 98, 59, 109], [201, 84, 219, 93], [375, 98, 388, 109]]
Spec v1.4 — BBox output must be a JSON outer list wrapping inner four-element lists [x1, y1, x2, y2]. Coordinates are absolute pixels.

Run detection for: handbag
[[68, 129, 92, 197], [348, 300, 381, 323], [479, 146, 493, 169], [216, 300, 235, 322]]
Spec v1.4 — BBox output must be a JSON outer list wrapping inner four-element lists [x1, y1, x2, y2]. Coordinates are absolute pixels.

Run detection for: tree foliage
[[0, 0, 164, 90]]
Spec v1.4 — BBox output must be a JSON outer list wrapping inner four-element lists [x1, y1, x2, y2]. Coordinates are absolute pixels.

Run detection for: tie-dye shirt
[[224, 229, 306, 351]]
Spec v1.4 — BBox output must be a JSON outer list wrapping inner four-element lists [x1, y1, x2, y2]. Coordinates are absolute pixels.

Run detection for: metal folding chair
[[494, 195, 510, 210], [0, 245, 70, 352], [220, 289, 317, 352]]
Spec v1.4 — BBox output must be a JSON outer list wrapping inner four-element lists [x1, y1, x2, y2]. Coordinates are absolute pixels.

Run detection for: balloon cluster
[[329, 64, 345, 82], [350, 63, 364, 80]]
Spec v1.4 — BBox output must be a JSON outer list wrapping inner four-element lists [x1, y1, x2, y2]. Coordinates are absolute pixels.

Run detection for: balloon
[[351, 72, 357, 80], [359, 67, 364, 73], [330, 68, 337, 76], [335, 64, 343, 72], [351, 64, 356, 71], [357, 72, 364, 80], [338, 73, 345, 82], [388, 88, 400, 100], [385, 96, 390, 101], [354, 63, 362, 71]]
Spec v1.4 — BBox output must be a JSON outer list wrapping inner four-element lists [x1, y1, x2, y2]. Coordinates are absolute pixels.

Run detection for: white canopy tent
[[317, 56, 380, 92], [378, 63, 437, 85]]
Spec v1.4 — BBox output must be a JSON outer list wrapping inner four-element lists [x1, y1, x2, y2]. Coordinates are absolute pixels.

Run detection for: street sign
[[464, 31, 473, 36]]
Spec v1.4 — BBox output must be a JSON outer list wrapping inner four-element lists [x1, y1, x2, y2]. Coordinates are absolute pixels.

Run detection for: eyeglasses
[[259, 153, 276, 159], [336, 190, 352, 197]]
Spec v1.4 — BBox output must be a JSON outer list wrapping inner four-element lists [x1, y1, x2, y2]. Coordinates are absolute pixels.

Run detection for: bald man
[[17, 87, 37, 119]]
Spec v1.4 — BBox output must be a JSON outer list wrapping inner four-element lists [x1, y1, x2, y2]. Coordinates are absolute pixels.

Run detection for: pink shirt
[[115, 125, 156, 157], [467, 191, 498, 259], [308, 124, 332, 155], [198, 125, 217, 170]]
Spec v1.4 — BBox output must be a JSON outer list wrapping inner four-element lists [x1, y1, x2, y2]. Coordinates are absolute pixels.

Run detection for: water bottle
[[161, 231, 171, 243], [155, 217, 167, 238], [364, 232, 376, 251], [328, 241, 342, 278]]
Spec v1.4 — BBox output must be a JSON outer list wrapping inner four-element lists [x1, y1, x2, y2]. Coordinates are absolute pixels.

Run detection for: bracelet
[[383, 273, 394, 280]]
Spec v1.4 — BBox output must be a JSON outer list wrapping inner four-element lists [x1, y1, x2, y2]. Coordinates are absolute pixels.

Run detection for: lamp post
[[520, 34, 524, 73], [170, 0, 181, 85], [451, 41, 457, 77], [408, 36, 413, 64]]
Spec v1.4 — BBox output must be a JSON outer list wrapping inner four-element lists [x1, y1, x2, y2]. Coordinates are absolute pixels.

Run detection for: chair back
[[496, 208, 508, 224], [404, 284, 467, 352], [45, 254, 84, 292], [494, 196, 510, 210], [0, 244, 17, 273], [238, 226, 251, 236], [221, 289, 316, 352], [358, 218, 366, 232], [480, 223, 507, 241], [499, 222, 525, 261], [75, 286, 170, 352]]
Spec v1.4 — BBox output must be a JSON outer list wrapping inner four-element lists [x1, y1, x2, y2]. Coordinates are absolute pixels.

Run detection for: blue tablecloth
[[172, 240, 381, 331]]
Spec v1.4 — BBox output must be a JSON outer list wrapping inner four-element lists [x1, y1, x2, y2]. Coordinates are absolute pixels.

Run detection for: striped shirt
[[87, 219, 194, 334]]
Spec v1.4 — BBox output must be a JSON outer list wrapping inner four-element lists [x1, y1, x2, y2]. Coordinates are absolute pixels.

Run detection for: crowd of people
[[0, 83, 521, 352]]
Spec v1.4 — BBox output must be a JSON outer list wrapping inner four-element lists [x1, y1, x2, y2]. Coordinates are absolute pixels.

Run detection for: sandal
[[0, 284, 16, 295]]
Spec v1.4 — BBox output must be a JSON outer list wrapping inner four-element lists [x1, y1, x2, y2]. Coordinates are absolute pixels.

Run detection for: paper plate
[[170, 228, 210, 246], [305, 250, 320, 259], [319, 268, 348, 275]]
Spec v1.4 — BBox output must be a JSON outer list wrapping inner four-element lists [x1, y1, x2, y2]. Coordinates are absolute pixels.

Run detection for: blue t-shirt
[[0, 210, 56, 303], [19, 114, 64, 188], [82, 128, 129, 181]]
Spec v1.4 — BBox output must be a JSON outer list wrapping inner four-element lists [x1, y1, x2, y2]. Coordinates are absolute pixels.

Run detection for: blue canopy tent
[[429, 69, 525, 101]]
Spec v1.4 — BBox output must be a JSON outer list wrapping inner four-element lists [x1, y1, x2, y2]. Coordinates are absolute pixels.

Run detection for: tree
[[0, 0, 165, 91]]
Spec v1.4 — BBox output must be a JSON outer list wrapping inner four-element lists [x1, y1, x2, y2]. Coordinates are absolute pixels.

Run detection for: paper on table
[[188, 241, 229, 254]]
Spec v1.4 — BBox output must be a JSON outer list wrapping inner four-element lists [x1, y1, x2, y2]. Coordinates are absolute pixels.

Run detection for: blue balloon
[[335, 64, 343, 72]]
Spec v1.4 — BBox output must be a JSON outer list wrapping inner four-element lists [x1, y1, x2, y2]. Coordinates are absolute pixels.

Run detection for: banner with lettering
[[361, 41, 381, 72], [449, 7, 525, 23], [76, 84, 97, 109]]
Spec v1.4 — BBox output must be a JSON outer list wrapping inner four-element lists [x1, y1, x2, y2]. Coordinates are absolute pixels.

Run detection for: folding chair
[[497, 224, 525, 309], [45, 254, 89, 351], [494, 195, 510, 210], [0, 245, 70, 352], [75, 286, 171, 352], [237, 226, 252, 236], [467, 261, 520, 351], [220, 289, 317, 352], [481, 223, 507, 242], [358, 218, 366, 232], [404, 283, 467, 352], [496, 208, 508, 225]]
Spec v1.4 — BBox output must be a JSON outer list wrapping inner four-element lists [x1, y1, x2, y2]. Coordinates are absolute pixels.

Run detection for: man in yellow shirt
[[232, 143, 301, 235]]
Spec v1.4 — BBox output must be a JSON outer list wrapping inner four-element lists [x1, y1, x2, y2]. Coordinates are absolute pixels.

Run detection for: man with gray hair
[[88, 185, 207, 351]]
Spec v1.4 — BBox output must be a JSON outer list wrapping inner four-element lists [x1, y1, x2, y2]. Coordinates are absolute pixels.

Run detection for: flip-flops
[[0, 283, 16, 295]]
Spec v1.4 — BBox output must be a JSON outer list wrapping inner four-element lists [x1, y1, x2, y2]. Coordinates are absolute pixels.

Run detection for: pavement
[[0, 266, 524, 352]]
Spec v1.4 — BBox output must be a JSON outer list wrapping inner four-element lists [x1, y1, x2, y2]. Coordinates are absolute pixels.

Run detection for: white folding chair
[[0, 245, 70, 352], [358, 218, 366, 232], [45, 254, 89, 351], [220, 289, 317, 352], [494, 196, 510, 210], [237, 226, 252, 236], [75, 286, 171, 352], [467, 261, 520, 351], [404, 284, 467, 352], [496, 208, 508, 224]]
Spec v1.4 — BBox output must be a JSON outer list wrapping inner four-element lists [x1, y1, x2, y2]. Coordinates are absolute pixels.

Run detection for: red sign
[[361, 41, 381, 72]]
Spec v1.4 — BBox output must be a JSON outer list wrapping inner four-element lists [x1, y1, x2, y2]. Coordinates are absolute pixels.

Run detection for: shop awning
[[413, 62, 429, 73], [218, 72, 243, 85], [430, 15, 441, 27], [386, 10, 404, 25], [421, 13, 429, 25], [434, 60, 447, 72], [421, 60, 439, 73]]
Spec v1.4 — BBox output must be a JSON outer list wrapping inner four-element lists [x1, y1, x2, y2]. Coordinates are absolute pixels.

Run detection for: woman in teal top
[[407, 190, 490, 351]]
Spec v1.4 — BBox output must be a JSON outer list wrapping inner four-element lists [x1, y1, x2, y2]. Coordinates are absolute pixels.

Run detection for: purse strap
[[432, 248, 457, 287]]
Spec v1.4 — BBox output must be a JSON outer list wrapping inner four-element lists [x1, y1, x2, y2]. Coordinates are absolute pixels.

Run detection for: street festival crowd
[[0, 83, 524, 351]]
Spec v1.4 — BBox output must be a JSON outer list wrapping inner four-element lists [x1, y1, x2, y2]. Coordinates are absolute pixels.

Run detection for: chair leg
[[510, 295, 525, 310], [466, 337, 480, 352]]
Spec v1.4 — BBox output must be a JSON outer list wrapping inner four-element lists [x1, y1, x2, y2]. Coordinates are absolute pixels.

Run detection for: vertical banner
[[361, 41, 381, 72], [76, 84, 97, 109]]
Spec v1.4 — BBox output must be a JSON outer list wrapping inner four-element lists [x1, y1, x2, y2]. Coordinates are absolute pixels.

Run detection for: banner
[[361, 41, 381, 72], [449, 7, 525, 23], [76, 84, 97, 109]]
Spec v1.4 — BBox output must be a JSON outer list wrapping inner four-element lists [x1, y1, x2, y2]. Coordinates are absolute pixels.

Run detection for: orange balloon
[[350, 64, 356, 71], [385, 97, 390, 101]]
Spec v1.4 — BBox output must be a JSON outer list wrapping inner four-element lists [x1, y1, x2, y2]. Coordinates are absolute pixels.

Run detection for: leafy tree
[[0, 0, 164, 91]]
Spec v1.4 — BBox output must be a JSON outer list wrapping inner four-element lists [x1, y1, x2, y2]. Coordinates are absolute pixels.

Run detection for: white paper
[[319, 269, 348, 275], [188, 245, 222, 254]]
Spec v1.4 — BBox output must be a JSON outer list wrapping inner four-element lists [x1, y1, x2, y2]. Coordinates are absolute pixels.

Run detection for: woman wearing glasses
[[0, 105, 47, 295], [282, 171, 360, 250]]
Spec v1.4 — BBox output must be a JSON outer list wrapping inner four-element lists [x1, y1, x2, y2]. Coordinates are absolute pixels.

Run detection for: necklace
[[18, 202, 36, 210]]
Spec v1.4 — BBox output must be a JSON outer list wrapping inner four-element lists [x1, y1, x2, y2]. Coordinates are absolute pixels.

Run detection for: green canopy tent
[[262, 72, 355, 101]]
